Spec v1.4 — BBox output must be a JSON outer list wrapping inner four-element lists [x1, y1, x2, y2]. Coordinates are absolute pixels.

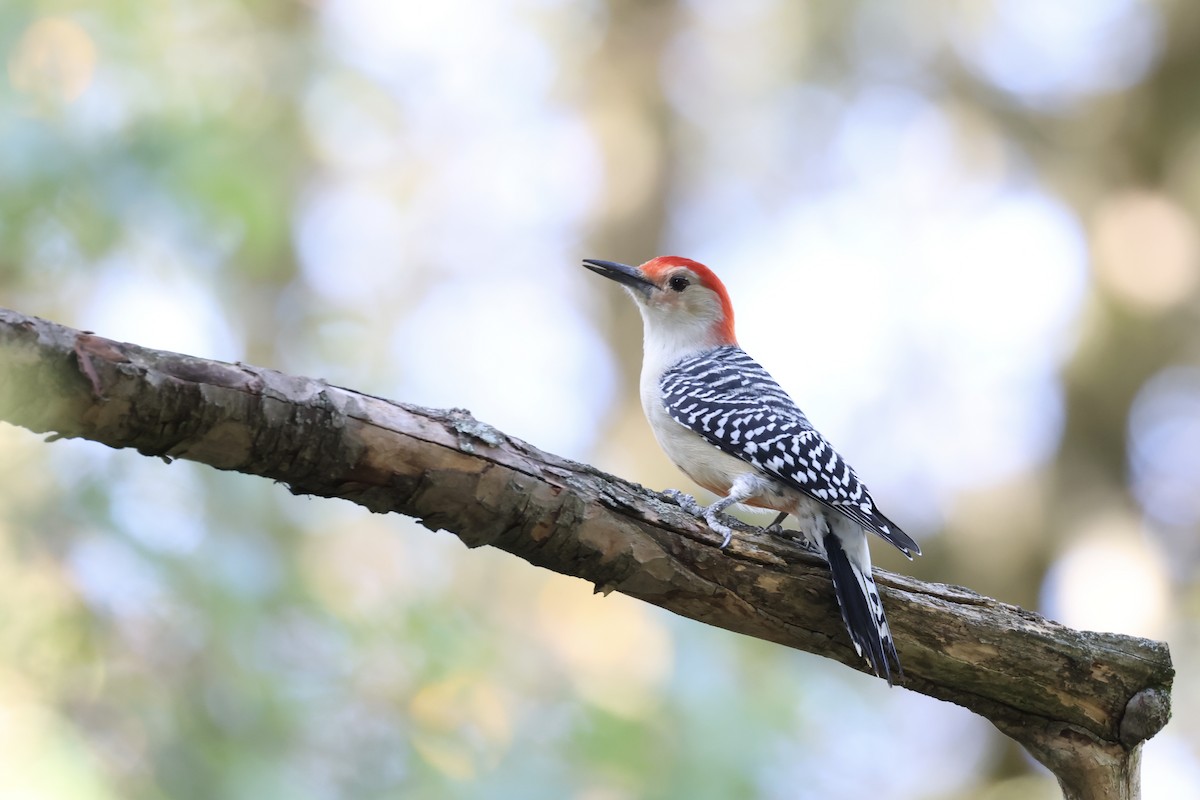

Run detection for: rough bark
[[0, 306, 1173, 799]]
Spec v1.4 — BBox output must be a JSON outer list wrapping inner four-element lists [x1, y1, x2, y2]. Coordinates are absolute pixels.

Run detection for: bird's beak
[[582, 259, 655, 294]]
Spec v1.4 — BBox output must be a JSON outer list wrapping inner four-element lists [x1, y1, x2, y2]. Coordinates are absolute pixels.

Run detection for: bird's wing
[[660, 346, 919, 557]]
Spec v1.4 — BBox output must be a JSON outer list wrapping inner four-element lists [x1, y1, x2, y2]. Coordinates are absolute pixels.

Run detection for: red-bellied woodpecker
[[583, 255, 920, 684]]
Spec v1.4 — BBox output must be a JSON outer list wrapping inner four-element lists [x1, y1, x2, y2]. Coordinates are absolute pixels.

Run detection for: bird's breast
[[641, 395, 798, 511]]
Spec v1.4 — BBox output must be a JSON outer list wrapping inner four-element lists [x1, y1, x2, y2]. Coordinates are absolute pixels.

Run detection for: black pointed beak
[[582, 259, 656, 293]]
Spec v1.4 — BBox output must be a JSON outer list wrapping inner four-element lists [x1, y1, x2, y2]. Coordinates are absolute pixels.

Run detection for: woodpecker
[[583, 255, 919, 684]]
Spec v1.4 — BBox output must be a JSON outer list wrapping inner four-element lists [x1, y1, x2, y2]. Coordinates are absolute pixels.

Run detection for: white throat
[[635, 301, 728, 386]]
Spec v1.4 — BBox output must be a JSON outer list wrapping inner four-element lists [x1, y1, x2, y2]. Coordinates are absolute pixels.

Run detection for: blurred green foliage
[[2, 0, 1200, 798]]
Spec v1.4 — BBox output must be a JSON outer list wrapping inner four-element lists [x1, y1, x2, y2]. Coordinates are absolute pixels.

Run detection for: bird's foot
[[663, 488, 705, 516], [704, 507, 771, 547], [663, 490, 755, 549], [703, 510, 737, 549], [757, 512, 821, 554]]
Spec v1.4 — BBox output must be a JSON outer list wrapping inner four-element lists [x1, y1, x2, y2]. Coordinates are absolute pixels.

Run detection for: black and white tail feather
[[660, 345, 914, 682], [823, 518, 902, 685]]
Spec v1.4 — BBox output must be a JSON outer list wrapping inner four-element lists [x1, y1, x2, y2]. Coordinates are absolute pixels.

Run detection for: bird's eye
[[668, 275, 690, 292]]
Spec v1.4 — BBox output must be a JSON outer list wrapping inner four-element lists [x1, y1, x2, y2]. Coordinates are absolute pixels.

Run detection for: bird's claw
[[663, 488, 705, 516], [704, 507, 767, 548], [764, 524, 820, 555], [665, 489, 797, 549], [663, 490, 739, 548], [706, 515, 735, 549]]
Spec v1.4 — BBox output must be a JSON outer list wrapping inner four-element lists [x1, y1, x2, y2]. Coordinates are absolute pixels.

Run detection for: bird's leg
[[702, 474, 773, 549], [663, 488, 747, 547], [758, 511, 822, 554], [701, 494, 742, 548], [782, 504, 829, 554], [665, 488, 767, 541], [666, 477, 783, 549]]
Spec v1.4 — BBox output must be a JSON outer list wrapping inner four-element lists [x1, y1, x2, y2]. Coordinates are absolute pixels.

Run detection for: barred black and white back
[[660, 344, 915, 682], [660, 345, 920, 557]]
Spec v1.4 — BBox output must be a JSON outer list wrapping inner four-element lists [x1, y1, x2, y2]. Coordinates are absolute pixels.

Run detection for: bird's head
[[582, 256, 737, 350]]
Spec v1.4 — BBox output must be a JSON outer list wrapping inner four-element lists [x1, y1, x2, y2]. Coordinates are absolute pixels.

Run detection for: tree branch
[[0, 306, 1172, 799]]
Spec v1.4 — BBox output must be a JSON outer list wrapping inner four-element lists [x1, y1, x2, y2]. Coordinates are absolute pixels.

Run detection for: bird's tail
[[822, 525, 901, 686]]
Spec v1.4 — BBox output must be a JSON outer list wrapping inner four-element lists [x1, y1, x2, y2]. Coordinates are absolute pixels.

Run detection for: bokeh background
[[1, 0, 1198, 797]]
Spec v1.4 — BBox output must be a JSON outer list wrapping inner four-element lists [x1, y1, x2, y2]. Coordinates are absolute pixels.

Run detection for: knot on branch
[[447, 408, 507, 453], [1119, 687, 1172, 747]]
